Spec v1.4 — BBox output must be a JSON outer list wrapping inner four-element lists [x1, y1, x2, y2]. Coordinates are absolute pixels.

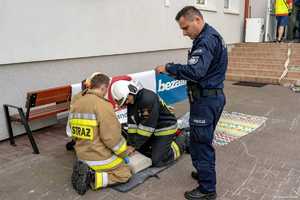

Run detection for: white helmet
[[111, 80, 139, 107]]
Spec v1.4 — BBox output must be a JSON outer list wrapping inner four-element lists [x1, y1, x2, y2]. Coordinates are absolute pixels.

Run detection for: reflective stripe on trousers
[[93, 172, 109, 189], [171, 141, 181, 160], [82, 155, 124, 171]]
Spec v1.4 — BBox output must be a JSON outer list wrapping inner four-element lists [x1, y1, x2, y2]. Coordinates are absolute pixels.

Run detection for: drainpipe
[[244, 0, 251, 41]]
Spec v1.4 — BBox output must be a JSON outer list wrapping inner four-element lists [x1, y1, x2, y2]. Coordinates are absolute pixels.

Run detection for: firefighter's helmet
[[111, 80, 138, 107]]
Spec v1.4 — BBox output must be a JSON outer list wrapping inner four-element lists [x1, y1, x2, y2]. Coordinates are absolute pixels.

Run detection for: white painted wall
[[0, 0, 244, 65], [0, 0, 191, 64], [0, 0, 245, 140]]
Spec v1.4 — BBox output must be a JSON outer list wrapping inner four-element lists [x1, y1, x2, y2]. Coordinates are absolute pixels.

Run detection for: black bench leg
[[17, 108, 40, 154], [3, 105, 16, 146]]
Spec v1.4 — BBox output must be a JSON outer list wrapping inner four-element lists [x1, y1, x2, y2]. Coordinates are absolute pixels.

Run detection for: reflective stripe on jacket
[[127, 88, 177, 149], [69, 89, 127, 170]]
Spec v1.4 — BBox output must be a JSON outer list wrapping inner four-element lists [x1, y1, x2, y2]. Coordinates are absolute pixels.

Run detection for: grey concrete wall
[[0, 49, 188, 140]]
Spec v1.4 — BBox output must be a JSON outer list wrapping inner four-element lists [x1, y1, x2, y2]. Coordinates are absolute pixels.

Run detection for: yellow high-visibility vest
[[275, 0, 289, 16]]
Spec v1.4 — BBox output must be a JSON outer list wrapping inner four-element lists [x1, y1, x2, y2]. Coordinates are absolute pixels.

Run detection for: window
[[196, 0, 207, 5], [195, 0, 217, 12], [223, 0, 240, 15], [224, 0, 230, 9]]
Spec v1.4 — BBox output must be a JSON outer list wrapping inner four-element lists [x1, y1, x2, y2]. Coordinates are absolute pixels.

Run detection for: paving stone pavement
[[0, 81, 300, 200]]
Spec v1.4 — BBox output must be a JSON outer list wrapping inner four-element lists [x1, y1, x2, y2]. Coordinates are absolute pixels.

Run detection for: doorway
[[264, 0, 277, 42]]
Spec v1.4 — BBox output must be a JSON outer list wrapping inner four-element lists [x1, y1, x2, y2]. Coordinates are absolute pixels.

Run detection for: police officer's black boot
[[184, 187, 217, 200], [71, 160, 93, 195]]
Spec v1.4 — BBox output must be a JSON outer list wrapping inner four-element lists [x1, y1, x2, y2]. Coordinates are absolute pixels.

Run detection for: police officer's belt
[[192, 88, 223, 98]]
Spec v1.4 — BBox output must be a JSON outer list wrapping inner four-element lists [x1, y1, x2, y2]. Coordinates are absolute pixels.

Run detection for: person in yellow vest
[[275, 0, 293, 42], [69, 73, 132, 195]]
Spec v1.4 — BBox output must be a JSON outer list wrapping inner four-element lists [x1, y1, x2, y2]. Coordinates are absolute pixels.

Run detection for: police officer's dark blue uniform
[[165, 23, 227, 199]]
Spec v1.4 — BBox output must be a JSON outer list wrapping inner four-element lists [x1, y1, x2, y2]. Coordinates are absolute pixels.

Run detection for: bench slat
[[27, 86, 71, 107], [11, 102, 70, 121], [35, 94, 70, 106]]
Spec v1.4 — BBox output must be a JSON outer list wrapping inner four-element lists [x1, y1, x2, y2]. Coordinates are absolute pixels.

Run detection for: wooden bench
[[3, 85, 72, 154]]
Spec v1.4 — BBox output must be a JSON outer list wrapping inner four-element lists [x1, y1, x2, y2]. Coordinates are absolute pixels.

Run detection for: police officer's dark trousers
[[189, 94, 225, 193]]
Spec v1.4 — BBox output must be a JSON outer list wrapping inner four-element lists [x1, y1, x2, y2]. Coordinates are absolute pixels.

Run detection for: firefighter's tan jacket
[[69, 89, 127, 171], [71, 90, 85, 105]]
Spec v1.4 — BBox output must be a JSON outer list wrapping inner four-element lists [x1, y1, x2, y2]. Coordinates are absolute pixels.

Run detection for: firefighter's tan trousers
[[91, 163, 131, 189]]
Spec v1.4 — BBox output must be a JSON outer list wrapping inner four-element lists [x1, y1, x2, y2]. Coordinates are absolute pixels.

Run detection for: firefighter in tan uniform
[[69, 74, 132, 195], [66, 72, 102, 150]]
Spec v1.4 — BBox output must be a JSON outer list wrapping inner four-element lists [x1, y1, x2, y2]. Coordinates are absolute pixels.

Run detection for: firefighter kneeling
[[69, 74, 132, 195], [111, 80, 186, 167]]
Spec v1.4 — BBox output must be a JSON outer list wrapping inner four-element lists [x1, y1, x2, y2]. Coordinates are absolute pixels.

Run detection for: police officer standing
[[155, 6, 227, 200]]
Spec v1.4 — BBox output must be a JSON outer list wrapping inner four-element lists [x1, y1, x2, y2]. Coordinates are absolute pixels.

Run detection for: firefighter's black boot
[[184, 187, 217, 200], [71, 160, 92, 195], [175, 130, 190, 154], [66, 140, 76, 151], [191, 171, 198, 181], [178, 129, 190, 153]]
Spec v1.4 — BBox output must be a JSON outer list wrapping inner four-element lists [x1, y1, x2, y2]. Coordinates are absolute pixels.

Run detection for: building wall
[[198, 0, 245, 44], [250, 0, 268, 18], [0, 0, 192, 65], [0, 0, 245, 140], [0, 49, 189, 141], [0, 0, 245, 65]]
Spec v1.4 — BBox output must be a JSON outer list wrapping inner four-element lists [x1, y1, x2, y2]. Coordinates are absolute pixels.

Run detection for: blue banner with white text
[[156, 73, 187, 105]]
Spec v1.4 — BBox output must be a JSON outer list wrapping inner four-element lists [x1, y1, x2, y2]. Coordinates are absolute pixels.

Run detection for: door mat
[[233, 81, 268, 88]]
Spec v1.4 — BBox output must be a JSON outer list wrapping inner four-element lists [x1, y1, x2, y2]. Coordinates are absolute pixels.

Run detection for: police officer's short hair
[[175, 6, 203, 21], [90, 74, 110, 89]]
